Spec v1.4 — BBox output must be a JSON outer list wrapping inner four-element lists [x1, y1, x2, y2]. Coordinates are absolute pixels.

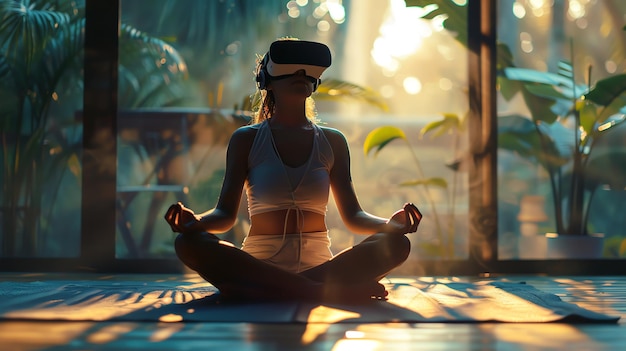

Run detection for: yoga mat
[[0, 276, 619, 324]]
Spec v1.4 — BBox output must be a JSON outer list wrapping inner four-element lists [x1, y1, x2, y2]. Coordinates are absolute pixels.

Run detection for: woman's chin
[[290, 85, 312, 97]]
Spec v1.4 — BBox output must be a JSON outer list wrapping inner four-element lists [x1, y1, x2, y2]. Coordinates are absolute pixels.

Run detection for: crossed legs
[[174, 232, 411, 302]]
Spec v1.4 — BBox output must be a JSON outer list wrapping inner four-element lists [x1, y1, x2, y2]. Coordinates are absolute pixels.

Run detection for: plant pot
[[545, 233, 605, 259]]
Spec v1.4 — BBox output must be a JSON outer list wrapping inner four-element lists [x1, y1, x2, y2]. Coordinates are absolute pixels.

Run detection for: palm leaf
[[315, 78, 389, 112], [0, 0, 70, 70], [118, 24, 190, 108]]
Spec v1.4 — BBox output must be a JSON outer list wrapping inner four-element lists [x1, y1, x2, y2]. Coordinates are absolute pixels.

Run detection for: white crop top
[[245, 119, 334, 217]]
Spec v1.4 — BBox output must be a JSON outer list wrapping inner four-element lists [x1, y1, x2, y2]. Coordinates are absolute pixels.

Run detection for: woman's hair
[[252, 40, 319, 125]]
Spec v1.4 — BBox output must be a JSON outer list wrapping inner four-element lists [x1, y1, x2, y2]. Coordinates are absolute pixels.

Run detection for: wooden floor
[[1, 274, 625, 351]]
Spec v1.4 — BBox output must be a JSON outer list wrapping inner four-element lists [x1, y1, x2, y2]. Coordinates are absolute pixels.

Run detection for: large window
[[6, 1, 623, 274], [496, 0, 626, 260]]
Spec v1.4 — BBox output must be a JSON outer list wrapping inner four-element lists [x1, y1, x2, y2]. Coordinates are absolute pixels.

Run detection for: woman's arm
[[165, 126, 254, 234], [324, 127, 420, 235]]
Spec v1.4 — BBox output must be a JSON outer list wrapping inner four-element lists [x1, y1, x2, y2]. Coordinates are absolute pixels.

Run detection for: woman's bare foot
[[320, 281, 388, 303], [216, 280, 387, 303]]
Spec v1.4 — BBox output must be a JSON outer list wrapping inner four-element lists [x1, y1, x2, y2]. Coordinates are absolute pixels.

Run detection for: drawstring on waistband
[[281, 205, 304, 273]]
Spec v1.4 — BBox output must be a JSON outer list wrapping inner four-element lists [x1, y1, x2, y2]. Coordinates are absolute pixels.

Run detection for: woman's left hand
[[386, 203, 422, 234]]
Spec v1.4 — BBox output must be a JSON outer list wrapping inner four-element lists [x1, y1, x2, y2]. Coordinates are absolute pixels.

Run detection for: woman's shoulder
[[227, 123, 262, 152], [231, 123, 261, 139], [319, 125, 348, 144]]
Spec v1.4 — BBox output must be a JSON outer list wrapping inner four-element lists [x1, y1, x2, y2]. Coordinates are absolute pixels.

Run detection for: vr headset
[[256, 40, 332, 91]]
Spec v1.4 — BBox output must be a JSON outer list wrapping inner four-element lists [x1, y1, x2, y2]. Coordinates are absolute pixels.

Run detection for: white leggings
[[241, 231, 333, 273]]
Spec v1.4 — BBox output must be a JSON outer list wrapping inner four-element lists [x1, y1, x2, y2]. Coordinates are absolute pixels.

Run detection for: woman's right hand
[[164, 202, 200, 234]]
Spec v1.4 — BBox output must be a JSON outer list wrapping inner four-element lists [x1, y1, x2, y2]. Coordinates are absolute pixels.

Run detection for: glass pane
[[118, 0, 470, 266], [0, 1, 84, 258], [497, 0, 626, 260]]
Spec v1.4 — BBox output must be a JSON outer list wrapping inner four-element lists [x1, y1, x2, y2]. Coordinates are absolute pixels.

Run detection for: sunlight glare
[[150, 323, 184, 342], [437, 44, 455, 61], [512, 1, 526, 18], [86, 323, 136, 344], [317, 20, 331, 31], [302, 306, 361, 344], [327, 0, 346, 23], [488, 324, 593, 348], [528, 0, 546, 9], [568, 0, 586, 19], [345, 330, 366, 338], [605, 60, 617, 73], [430, 14, 448, 32], [371, 0, 431, 71], [332, 339, 381, 351], [439, 78, 453, 91], [380, 85, 395, 98], [403, 77, 422, 95], [520, 32, 533, 53], [158, 313, 183, 322], [313, 4, 328, 19], [288, 7, 300, 18]]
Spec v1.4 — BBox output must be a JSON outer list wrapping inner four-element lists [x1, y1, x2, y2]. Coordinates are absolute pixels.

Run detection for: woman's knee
[[361, 232, 410, 262], [174, 232, 220, 270], [174, 233, 196, 268], [390, 235, 411, 262], [382, 233, 411, 264]]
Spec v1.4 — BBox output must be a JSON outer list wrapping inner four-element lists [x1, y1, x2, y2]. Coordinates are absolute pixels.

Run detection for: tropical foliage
[[0, 0, 189, 256], [498, 54, 626, 236], [405, 0, 626, 239], [363, 113, 466, 258]]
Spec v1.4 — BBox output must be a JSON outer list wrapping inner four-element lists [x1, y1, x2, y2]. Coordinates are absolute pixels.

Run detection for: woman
[[165, 39, 422, 302]]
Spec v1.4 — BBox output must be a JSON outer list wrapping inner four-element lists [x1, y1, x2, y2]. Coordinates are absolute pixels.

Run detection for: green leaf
[[584, 74, 626, 106], [363, 126, 406, 157], [584, 74, 626, 123], [525, 83, 569, 101], [0, 0, 71, 68], [497, 115, 569, 169], [579, 102, 597, 139], [400, 177, 448, 189], [522, 88, 560, 124], [596, 91, 626, 124], [503, 67, 571, 87], [420, 113, 461, 139]]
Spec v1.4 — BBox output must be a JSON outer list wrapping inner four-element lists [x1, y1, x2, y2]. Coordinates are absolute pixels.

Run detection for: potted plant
[[498, 44, 626, 258], [361, 113, 467, 259]]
